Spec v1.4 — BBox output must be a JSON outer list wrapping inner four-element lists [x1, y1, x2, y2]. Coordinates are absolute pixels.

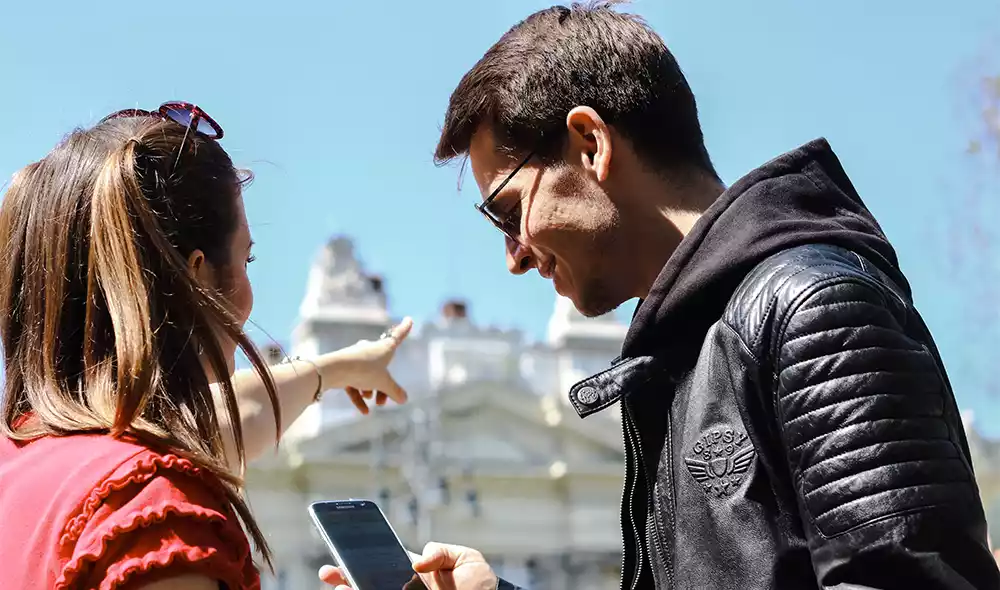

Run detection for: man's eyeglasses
[[475, 151, 534, 244], [100, 101, 223, 170]]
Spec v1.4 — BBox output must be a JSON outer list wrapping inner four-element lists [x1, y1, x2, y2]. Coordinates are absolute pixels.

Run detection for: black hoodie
[[592, 138, 999, 590], [622, 138, 910, 365]]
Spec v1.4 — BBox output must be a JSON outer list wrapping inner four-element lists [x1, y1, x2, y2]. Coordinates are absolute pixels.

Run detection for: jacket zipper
[[621, 405, 645, 590], [618, 428, 635, 590], [647, 412, 672, 588], [631, 406, 667, 590]]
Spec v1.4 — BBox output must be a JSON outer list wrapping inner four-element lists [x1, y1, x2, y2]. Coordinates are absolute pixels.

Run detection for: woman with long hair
[[0, 102, 411, 590]]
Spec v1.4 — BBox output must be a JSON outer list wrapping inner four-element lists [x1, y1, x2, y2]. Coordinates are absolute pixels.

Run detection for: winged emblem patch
[[684, 426, 756, 498]]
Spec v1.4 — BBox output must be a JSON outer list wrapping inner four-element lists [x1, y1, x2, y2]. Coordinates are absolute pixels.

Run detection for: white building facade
[[246, 236, 629, 589], [244, 236, 1000, 587]]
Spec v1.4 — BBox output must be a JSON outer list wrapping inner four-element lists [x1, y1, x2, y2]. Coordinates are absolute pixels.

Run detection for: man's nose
[[506, 238, 534, 275]]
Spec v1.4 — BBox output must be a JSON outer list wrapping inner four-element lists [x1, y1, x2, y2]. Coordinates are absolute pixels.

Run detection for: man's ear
[[566, 106, 612, 182]]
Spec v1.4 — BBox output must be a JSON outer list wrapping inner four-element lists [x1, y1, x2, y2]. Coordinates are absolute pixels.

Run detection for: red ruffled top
[[0, 431, 261, 590]]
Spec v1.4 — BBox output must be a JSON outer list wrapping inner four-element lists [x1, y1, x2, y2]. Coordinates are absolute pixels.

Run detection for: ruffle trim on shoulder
[[60, 542, 245, 590], [58, 452, 205, 551], [104, 545, 225, 589], [54, 452, 253, 590], [55, 507, 251, 590]]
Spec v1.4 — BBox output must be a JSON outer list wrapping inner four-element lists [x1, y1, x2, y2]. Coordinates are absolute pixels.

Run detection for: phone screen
[[310, 501, 427, 590]]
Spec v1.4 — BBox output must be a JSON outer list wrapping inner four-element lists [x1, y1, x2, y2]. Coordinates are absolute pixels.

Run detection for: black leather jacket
[[563, 141, 1000, 590]]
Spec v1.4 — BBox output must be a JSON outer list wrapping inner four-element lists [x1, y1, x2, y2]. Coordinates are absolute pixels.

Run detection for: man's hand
[[318, 542, 499, 590], [411, 543, 498, 590]]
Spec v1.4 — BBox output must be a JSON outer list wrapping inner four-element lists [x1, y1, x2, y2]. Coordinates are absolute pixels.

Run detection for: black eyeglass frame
[[474, 151, 535, 244]]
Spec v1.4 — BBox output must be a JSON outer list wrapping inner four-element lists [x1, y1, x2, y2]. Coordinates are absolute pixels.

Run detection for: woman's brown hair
[[0, 117, 280, 565]]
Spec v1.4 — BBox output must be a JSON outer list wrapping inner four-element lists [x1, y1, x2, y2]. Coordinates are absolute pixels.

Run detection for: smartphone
[[308, 499, 427, 590]]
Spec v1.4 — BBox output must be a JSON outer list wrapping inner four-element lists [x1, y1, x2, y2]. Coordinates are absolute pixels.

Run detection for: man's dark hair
[[435, 0, 717, 179]]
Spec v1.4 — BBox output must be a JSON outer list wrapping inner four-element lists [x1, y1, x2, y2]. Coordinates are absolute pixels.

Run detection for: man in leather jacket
[[316, 2, 1000, 590]]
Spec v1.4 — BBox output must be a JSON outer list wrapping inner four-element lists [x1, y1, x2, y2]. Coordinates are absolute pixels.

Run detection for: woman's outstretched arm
[[215, 318, 412, 472]]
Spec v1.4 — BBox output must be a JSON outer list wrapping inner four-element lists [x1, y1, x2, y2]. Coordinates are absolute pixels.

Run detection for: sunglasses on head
[[100, 101, 224, 139], [100, 101, 224, 172]]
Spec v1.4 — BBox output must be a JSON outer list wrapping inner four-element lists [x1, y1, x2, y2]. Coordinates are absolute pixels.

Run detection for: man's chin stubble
[[575, 283, 621, 318]]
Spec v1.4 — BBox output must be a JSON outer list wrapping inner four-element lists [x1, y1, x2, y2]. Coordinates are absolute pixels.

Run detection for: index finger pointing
[[389, 317, 413, 343]]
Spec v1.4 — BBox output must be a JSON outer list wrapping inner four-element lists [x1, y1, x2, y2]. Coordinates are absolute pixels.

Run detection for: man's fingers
[[345, 387, 369, 415], [318, 565, 350, 587], [412, 542, 462, 573], [376, 390, 388, 406]]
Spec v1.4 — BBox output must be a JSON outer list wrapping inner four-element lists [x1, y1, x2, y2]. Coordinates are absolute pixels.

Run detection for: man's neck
[[617, 170, 725, 300]]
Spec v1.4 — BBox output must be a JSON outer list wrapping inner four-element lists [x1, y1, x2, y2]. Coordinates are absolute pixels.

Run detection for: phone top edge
[[307, 499, 383, 514]]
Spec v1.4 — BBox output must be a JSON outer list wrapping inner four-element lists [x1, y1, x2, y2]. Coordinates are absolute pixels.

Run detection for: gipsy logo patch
[[684, 426, 756, 497]]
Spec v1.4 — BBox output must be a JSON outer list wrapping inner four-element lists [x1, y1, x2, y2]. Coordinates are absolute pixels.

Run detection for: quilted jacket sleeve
[[773, 277, 1000, 589]]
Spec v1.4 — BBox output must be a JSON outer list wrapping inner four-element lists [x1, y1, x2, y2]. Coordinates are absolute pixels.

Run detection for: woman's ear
[[187, 249, 213, 285]]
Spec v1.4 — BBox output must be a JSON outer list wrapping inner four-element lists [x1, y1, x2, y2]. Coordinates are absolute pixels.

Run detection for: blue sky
[[2, 1, 1000, 432]]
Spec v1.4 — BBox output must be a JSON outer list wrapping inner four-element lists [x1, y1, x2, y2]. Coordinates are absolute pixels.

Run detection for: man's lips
[[541, 259, 568, 297]]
